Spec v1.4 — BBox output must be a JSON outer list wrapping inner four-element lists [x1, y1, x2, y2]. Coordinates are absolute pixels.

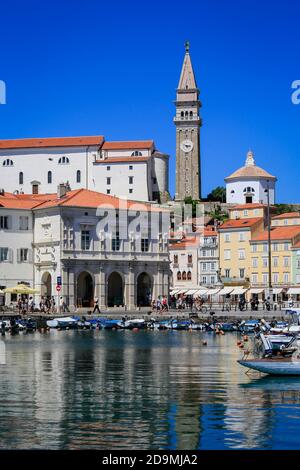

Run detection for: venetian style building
[[0, 186, 170, 309], [225, 150, 277, 204], [174, 42, 202, 201]]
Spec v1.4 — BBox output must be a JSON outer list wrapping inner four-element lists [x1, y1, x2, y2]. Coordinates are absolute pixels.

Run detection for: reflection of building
[[0, 137, 169, 203], [225, 150, 277, 204], [0, 187, 170, 309]]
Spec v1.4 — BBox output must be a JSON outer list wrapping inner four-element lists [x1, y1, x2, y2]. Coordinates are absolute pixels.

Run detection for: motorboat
[[239, 319, 260, 333], [118, 318, 146, 329], [46, 316, 78, 329], [238, 333, 300, 376]]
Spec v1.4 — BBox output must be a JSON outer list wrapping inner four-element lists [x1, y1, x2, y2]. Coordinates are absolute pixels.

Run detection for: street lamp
[[265, 180, 272, 299]]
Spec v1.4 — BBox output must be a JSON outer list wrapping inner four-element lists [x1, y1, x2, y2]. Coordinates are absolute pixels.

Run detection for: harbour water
[[1, 330, 300, 450]]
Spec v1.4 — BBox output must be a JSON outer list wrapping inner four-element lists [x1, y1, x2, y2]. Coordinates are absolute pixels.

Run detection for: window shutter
[[17, 249, 21, 263], [9, 248, 13, 263], [28, 249, 33, 263]]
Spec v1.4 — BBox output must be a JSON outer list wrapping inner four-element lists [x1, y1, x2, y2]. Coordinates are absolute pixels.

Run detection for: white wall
[[226, 178, 275, 204]]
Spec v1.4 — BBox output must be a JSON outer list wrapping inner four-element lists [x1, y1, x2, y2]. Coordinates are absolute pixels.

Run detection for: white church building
[[225, 150, 277, 205], [0, 136, 169, 203]]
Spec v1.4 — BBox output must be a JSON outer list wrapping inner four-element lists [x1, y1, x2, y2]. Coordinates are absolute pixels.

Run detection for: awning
[[170, 289, 180, 295], [193, 288, 209, 297], [249, 288, 264, 294], [272, 288, 284, 295], [177, 289, 188, 295], [185, 289, 199, 295], [230, 287, 248, 295], [205, 288, 221, 296], [218, 287, 234, 296], [287, 287, 300, 295]]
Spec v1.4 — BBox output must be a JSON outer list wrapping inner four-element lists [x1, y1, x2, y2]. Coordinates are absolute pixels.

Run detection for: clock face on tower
[[180, 139, 194, 153]]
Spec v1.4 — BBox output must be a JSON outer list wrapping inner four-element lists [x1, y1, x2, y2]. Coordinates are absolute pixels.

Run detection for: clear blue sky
[[0, 0, 299, 202]]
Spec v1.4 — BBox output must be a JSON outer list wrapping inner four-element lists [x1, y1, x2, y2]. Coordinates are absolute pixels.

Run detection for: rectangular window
[[202, 276, 207, 284], [81, 230, 90, 250], [129, 188, 133, 194], [239, 232, 245, 242], [112, 233, 120, 251], [283, 257, 290, 267], [252, 257, 258, 268], [224, 249, 231, 260], [106, 177, 111, 185], [238, 249, 245, 260], [273, 272, 279, 283], [0, 216, 8, 230], [284, 243, 289, 251], [106, 166, 110, 171], [129, 165, 133, 170], [225, 269, 230, 278], [202, 263, 207, 271], [263, 244, 268, 252], [252, 244, 257, 252], [210, 276, 215, 284], [297, 258, 300, 269], [252, 273, 258, 284], [243, 210, 248, 216], [283, 272, 289, 283], [106, 189, 111, 194], [141, 238, 149, 252], [272, 243, 278, 252], [273, 256, 279, 267], [0, 248, 9, 262], [262, 257, 268, 267], [239, 268, 245, 278], [296, 274, 300, 284], [225, 234, 230, 242], [20, 248, 28, 262], [262, 273, 268, 284], [211, 262, 215, 271], [19, 216, 29, 231], [129, 176, 134, 185]]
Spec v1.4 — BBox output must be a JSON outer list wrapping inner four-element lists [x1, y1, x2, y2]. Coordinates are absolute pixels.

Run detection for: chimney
[[57, 183, 68, 198]]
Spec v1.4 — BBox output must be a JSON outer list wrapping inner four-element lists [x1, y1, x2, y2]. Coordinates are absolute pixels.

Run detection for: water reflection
[[0, 331, 300, 449]]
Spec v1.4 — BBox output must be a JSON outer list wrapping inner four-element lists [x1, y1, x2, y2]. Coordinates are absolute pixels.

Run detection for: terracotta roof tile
[[102, 140, 154, 150], [0, 136, 104, 150], [272, 212, 300, 219], [251, 226, 300, 241], [219, 217, 263, 230], [230, 203, 267, 210]]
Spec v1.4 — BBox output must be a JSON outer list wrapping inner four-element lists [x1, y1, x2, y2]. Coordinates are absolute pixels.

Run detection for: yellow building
[[218, 217, 264, 284], [271, 212, 300, 227], [250, 226, 300, 287]]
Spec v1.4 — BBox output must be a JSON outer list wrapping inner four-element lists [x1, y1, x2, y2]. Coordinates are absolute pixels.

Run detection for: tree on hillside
[[273, 204, 296, 215], [207, 204, 229, 224], [206, 186, 226, 202]]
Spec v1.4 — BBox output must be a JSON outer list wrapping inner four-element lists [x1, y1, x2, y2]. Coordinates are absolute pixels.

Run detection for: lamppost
[[265, 180, 272, 300]]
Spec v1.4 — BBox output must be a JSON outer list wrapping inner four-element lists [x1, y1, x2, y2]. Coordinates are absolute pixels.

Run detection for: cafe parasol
[[3, 284, 40, 295]]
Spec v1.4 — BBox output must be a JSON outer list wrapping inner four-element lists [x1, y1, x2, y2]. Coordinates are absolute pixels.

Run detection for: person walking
[[92, 297, 101, 314]]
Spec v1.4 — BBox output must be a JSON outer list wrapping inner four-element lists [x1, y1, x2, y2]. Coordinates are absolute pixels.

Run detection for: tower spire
[[177, 41, 198, 90]]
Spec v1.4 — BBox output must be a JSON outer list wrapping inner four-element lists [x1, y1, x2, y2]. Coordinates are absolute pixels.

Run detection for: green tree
[[207, 204, 229, 223], [273, 204, 295, 215], [206, 186, 226, 202]]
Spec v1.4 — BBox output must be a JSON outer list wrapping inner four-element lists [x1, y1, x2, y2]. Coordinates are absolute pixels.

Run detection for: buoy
[[133, 328, 139, 332]]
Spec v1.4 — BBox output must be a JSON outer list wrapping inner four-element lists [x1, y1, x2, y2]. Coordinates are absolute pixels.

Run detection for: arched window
[[182, 271, 187, 281], [3, 159, 13, 166], [185, 111, 188, 118], [174, 254, 178, 264], [180, 111, 184, 119], [231, 190, 235, 194], [58, 156, 70, 164], [19, 172, 23, 185], [76, 170, 81, 183], [47, 171, 52, 184], [177, 272, 181, 281], [188, 254, 192, 264], [187, 271, 192, 280], [131, 151, 142, 157], [189, 111, 193, 119]]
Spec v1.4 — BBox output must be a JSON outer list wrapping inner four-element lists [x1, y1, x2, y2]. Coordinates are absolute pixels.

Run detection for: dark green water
[[1, 330, 300, 449]]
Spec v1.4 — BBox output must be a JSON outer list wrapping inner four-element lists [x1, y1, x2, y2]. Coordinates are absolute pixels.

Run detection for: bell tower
[[174, 42, 202, 200]]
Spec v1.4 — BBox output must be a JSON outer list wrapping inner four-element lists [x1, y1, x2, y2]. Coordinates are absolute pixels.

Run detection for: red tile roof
[[102, 140, 154, 150], [272, 212, 300, 219], [169, 237, 199, 250], [251, 226, 300, 241], [230, 203, 267, 210], [0, 136, 104, 150], [219, 217, 263, 230], [94, 157, 150, 164]]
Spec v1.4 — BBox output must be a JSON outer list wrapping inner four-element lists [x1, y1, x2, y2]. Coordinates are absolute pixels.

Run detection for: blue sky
[[0, 0, 299, 201]]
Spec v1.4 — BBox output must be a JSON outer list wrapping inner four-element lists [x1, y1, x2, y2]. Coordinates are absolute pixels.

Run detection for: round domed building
[[225, 150, 277, 204]]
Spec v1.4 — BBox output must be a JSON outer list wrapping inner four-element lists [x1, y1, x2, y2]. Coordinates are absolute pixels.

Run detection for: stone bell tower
[[174, 42, 202, 201]]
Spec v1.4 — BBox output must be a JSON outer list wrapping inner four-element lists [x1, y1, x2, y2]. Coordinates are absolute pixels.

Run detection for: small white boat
[[238, 357, 300, 376], [46, 317, 78, 329]]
